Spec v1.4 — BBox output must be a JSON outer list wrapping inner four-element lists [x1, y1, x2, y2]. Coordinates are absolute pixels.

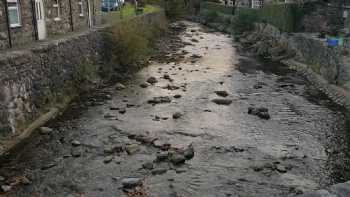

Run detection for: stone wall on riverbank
[[0, 12, 166, 147], [301, 180, 350, 197], [240, 23, 350, 86]]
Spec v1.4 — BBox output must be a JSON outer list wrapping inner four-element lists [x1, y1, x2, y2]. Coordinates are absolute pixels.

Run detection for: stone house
[[0, 0, 101, 50], [319, 0, 350, 34]]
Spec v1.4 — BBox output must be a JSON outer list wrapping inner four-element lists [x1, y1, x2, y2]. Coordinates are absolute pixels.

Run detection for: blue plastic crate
[[327, 38, 339, 47]]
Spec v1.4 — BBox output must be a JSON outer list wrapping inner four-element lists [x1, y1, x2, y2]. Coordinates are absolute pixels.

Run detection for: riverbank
[[238, 22, 350, 112], [0, 10, 167, 156]]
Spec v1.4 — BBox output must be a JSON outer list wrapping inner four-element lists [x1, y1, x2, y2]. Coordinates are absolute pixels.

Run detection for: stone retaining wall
[[240, 23, 349, 85], [301, 180, 350, 197], [0, 11, 166, 147], [283, 59, 350, 110], [240, 23, 350, 110]]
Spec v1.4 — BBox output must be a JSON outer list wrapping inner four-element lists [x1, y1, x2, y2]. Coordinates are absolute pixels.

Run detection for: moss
[[310, 63, 321, 74], [73, 63, 100, 85]]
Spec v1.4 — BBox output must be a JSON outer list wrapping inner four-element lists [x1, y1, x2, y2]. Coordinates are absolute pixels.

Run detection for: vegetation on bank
[[101, 5, 168, 80], [102, 3, 161, 25], [200, 1, 317, 35]]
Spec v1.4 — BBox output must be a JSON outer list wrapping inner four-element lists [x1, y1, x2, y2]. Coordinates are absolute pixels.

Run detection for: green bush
[[202, 10, 219, 22], [102, 12, 168, 79], [164, 0, 187, 20], [200, 1, 317, 34], [232, 9, 260, 34], [201, 1, 232, 15]]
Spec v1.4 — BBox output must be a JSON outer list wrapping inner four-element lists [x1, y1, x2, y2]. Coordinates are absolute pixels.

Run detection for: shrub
[[204, 10, 219, 22], [232, 9, 260, 35], [101, 12, 168, 79], [164, 0, 187, 20]]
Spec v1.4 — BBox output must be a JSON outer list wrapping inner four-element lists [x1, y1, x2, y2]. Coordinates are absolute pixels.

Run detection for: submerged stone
[[121, 178, 143, 188], [212, 99, 232, 105]]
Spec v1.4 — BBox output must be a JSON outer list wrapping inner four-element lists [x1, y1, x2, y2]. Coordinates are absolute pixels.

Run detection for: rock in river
[[126, 144, 140, 155], [147, 76, 158, 84], [115, 83, 126, 90], [183, 144, 195, 160], [248, 107, 271, 120], [172, 112, 183, 119], [121, 178, 143, 189], [148, 96, 172, 105], [163, 74, 171, 80], [169, 152, 186, 165], [104, 156, 114, 164], [71, 140, 81, 147], [215, 91, 229, 97], [156, 152, 169, 162], [142, 162, 154, 170], [140, 83, 149, 88], [212, 98, 233, 105], [151, 168, 168, 175], [71, 148, 82, 158], [39, 127, 53, 135], [275, 164, 287, 173], [1, 185, 12, 192]]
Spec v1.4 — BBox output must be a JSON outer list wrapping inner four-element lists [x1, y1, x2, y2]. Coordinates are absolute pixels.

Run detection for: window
[[7, 0, 21, 28], [251, 0, 263, 8], [79, 0, 84, 17], [53, 0, 61, 21]]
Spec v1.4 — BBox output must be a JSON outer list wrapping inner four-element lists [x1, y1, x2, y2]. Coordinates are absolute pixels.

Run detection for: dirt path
[[0, 21, 350, 197]]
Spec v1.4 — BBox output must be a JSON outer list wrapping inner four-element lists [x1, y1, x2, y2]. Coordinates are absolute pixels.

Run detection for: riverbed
[[0, 21, 349, 197]]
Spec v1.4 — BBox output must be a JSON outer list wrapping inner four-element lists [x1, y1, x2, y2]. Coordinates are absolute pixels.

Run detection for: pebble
[[175, 168, 187, 174], [104, 156, 114, 164], [164, 74, 171, 80], [142, 162, 154, 170], [148, 96, 172, 105], [41, 163, 57, 170], [275, 165, 287, 173], [184, 144, 195, 160], [1, 185, 12, 192], [140, 83, 149, 88], [248, 107, 271, 120], [151, 168, 168, 175], [110, 106, 120, 110], [104, 113, 117, 119], [125, 144, 140, 155], [156, 152, 169, 162], [169, 153, 186, 165], [71, 148, 82, 157], [0, 176, 5, 182], [174, 94, 182, 99], [115, 83, 126, 90], [172, 112, 183, 119], [119, 108, 126, 114], [71, 140, 81, 147], [39, 127, 53, 135], [104, 146, 114, 155], [114, 156, 123, 164]]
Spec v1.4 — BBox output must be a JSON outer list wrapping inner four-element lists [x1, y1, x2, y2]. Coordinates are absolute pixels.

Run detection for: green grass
[[144, 4, 161, 13], [102, 3, 160, 25]]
